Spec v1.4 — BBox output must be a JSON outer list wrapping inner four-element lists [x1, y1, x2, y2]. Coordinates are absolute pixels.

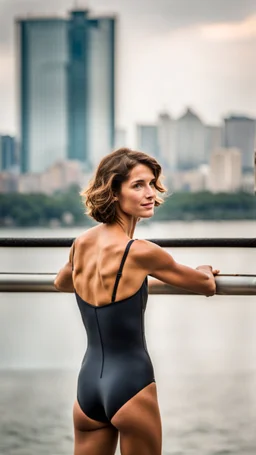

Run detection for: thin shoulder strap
[[71, 240, 76, 271], [111, 239, 135, 303]]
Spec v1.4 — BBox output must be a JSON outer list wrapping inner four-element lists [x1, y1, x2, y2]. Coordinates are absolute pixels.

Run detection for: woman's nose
[[146, 185, 155, 197]]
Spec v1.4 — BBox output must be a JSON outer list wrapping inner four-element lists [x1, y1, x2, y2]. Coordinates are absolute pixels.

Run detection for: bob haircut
[[81, 148, 167, 224]]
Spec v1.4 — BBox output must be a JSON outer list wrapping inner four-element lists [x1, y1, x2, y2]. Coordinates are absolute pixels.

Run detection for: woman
[[54, 148, 219, 455]]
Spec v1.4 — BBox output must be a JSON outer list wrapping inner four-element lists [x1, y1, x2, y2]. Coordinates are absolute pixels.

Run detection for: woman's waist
[[81, 348, 154, 375]]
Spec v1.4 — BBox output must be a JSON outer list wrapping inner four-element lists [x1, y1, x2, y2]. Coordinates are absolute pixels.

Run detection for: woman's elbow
[[205, 279, 216, 297], [54, 277, 61, 291], [54, 277, 74, 293]]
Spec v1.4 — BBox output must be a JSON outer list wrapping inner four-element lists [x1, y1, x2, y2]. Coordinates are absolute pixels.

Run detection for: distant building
[[68, 11, 115, 168], [157, 112, 176, 171], [204, 125, 223, 164], [17, 9, 115, 173], [18, 160, 85, 194], [208, 148, 242, 193], [17, 16, 68, 173], [18, 172, 42, 194], [114, 128, 127, 149], [224, 115, 256, 171], [0, 135, 18, 171], [255, 150, 256, 193], [241, 171, 254, 193], [0, 172, 18, 193], [137, 124, 159, 159], [176, 107, 206, 170], [170, 166, 209, 192]]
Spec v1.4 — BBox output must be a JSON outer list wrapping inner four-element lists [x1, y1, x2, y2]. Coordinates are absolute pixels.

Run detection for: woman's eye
[[134, 183, 142, 188], [150, 181, 155, 186]]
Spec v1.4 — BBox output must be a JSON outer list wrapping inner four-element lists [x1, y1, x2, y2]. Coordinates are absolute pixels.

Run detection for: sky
[[0, 0, 256, 143]]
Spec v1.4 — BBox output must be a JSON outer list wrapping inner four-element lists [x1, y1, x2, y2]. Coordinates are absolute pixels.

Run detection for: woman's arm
[[54, 243, 75, 293], [137, 240, 219, 297], [148, 267, 220, 294]]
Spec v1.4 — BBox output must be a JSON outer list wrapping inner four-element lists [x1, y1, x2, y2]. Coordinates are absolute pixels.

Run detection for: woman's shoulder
[[132, 239, 163, 265], [74, 226, 100, 247]]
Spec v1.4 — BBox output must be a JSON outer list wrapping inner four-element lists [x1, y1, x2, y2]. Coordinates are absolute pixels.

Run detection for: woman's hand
[[196, 265, 220, 276]]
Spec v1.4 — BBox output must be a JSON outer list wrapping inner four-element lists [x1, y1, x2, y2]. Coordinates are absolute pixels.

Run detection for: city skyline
[[0, 0, 256, 145]]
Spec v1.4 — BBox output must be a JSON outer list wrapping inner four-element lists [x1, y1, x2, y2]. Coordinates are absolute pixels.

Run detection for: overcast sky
[[0, 0, 256, 143]]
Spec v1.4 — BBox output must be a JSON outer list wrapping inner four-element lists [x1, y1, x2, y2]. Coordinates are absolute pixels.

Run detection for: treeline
[[0, 185, 94, 227], [0, 187, 255, 227], [154, 191, 256, 221]]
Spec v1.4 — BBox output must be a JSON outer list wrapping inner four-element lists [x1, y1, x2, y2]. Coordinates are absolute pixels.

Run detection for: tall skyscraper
[[17, 17, 68, 173], [157, 112, 176, 171], [224, 115, 256, 171], [0, 135, 17, 171], [17, 9, 115, 173], [114, 128, 127, 148], [137, 124, 159, 159], [176, 107, 206, 170], [67, 11, 115, 168]]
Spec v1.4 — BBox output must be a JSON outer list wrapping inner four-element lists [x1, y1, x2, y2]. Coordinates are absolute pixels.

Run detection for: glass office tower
[[87, 16, 115, 168], [0, 136, 17, 171], [18, 10, 115, 173], [18, 18, 68, 173]]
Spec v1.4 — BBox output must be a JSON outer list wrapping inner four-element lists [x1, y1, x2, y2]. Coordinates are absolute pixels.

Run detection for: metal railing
[[1, 238, 256, 247], [0, 237, 255, 295], [0, 273, 256, 295]]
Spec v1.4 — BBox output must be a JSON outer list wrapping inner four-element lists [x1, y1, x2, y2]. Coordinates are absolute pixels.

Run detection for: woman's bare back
[[72, 225, 147, 307]]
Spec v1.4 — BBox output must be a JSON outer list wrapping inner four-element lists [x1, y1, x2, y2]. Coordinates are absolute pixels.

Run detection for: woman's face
[[116, 164, 157, 219]]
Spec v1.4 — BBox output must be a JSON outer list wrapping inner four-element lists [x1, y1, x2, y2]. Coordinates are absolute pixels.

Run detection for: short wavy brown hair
[[81, 148, 167, 223]]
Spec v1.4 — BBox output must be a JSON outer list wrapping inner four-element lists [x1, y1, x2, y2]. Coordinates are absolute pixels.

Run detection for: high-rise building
[[17, 17, 68, 173], [157, 112, 176, 171], [137, 124, 159, 159], [176, 107, 206, 170], [114, 128, 127, 149], [224, 115, 256, 171], [67, 11, 115, 168], [0, 135, 17, 171], [208, 148, 242, 193], [17, 9, 115, 173], [204, 125, 223, 164]]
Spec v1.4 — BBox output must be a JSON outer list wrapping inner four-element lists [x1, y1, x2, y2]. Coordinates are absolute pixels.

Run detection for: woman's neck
[[109, 215, 138, 239]]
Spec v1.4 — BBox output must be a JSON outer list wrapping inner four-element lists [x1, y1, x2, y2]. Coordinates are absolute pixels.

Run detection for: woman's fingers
[[212, 269, 220, 275]]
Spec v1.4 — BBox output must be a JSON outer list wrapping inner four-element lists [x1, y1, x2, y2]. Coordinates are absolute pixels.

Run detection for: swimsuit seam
[[95, 308, 105, 378]]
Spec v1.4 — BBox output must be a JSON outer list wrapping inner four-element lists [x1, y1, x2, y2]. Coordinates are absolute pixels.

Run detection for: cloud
[[200, 14, 256, 42], [0, 0, 256, 48]]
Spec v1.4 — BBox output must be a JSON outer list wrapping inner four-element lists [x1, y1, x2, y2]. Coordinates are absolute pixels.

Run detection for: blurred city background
[[0, 1, 256, 227]]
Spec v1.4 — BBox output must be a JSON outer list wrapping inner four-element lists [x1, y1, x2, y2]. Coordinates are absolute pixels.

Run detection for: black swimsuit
[[74, 239, 155, 423]]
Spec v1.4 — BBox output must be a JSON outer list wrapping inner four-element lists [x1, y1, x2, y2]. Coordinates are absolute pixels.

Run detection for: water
[[0, 370, 75, 455], [1, 221, 256, 454], [1, 370, 256, 455]]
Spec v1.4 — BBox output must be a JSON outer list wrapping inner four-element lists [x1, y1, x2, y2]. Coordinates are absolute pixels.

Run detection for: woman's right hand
[[196, 265, 220, 276]]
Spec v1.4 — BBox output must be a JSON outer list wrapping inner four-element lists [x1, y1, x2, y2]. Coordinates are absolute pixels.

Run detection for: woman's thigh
[[110, 382, 162, 455], [73, 400, 118, 455]]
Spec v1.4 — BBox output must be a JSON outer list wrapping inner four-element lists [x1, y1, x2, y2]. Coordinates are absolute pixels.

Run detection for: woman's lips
[[142, 203, 154, 207]]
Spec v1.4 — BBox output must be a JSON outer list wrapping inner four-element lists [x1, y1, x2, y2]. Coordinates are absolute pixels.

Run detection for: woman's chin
[[140, 211, 154, 219]]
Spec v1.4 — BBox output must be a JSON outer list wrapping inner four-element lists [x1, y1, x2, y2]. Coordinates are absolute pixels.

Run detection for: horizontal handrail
[[0, 274, 256, 295], [0, 238, 256, 247]]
